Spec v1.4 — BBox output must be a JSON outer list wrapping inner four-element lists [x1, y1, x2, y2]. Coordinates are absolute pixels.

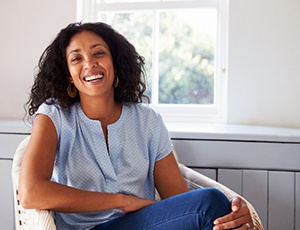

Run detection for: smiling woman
[[20, 22, 256, 230], [27, 22, 148, 117], [66, 31, 115, 102]]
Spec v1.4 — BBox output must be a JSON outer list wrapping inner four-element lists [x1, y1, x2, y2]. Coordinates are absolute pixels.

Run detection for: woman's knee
[[197, 188, 229, 203], [179, 188, 230, 217], [193, 188, 231, 216]]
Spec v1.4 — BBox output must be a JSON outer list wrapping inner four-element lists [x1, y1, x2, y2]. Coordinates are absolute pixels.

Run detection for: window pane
[[158, 9, 217, 104], [95, 8, 217, 105], [78, 0, 227, 123], [98, 12, 154, 98]]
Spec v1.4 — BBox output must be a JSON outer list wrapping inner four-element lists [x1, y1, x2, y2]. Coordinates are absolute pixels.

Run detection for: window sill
[[167, 122, 300, 143], [1, 120, 300, 144]]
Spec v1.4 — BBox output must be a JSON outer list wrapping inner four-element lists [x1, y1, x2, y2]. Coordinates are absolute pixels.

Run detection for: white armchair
[[12, 136, 263, 230]]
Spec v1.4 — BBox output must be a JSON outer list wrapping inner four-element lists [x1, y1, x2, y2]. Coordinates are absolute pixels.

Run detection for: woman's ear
[[68, 75, 74, 83]]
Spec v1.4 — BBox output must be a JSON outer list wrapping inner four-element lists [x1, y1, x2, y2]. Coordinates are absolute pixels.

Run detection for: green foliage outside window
[[101, 10, 214, 104]]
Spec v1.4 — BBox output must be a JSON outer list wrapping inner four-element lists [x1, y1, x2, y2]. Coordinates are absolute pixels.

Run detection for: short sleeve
[[33, 103, 62, 140], [153, 112, 173, 162]]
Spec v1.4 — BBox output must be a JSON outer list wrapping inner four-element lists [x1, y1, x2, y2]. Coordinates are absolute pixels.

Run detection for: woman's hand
[[213, 197, 254, 230], [120, 194, 155, 213]]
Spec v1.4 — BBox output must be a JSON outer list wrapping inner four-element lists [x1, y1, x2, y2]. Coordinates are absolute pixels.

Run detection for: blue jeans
[[93, 188, 231, 230]]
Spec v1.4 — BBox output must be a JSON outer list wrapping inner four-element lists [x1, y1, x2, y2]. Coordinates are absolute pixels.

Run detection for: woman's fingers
[[213, 197, 253, 230]]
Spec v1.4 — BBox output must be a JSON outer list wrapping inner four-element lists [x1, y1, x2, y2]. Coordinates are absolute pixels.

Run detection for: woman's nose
[[84, 59, 98, 69]]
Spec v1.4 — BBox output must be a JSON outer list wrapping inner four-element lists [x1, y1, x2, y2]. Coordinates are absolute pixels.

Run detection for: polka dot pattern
[[35, 102, 173, 229]]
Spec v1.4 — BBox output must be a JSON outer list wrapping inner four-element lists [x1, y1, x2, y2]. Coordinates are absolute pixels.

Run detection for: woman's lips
[[84, 74, 104, 82]]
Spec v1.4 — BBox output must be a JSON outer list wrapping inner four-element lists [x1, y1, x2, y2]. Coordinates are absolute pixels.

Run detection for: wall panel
[[218, 169, 242, 195], [269, 171, 294, 230], [243, 170, 268, 229], [0, 160, 14, 230], [296, 173, 300, 230]]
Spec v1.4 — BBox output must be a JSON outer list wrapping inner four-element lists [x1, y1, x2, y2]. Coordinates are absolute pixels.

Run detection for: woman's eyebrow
[[67, 43, 108, 56], [91, 43, 108, 49], [67, 49, 80, 57]]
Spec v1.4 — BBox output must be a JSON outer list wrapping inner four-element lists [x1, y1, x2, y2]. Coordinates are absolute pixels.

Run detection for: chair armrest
[[178, 164, 264, 230], [14, 188, 56, 230], [18, 208, 56, 230], [12, 136, 56, 230], [34, 209, 56, 230]]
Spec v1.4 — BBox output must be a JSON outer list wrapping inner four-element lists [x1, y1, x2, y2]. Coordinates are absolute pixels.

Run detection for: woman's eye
[[71, 57, 81, 62], [94, 51, 104, 56]]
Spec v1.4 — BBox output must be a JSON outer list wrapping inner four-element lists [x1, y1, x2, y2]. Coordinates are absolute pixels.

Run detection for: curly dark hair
[[26, 22, 148, 117]]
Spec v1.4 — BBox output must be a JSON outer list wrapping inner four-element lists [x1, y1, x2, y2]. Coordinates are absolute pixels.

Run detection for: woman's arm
[[19, 114, 154, 213], [153, 152, 189, 199], [155, 154, 258, 229]]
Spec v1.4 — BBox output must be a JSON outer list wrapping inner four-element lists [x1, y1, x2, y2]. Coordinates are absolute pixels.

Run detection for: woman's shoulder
[[35, 101, 80, 137], [124, 102, 159, 117], [123, 102, 164, 127], [35, 100, 60, 117], [36, 100, 80, 122]]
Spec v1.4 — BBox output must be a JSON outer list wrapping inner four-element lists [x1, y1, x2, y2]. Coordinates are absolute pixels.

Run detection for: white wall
[[0, 0, 76, 120], [227, 0, 300, 128], [1, 0, 300, 129]]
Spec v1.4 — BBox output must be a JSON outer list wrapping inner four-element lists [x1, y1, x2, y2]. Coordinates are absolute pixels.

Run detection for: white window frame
[[77, 0, 228, 124]]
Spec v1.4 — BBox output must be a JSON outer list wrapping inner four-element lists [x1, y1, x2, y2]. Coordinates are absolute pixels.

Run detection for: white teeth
[[84, 74, 104, 82]]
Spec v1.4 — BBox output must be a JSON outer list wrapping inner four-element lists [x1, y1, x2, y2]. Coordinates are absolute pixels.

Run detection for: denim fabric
[[93, 188, 231, 230]]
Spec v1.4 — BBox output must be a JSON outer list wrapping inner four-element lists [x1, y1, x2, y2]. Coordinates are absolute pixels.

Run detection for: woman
[[19, 22, 255, 230]]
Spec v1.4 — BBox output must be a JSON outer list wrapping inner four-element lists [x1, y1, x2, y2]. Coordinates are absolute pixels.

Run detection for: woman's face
[[66, 30, 115, 101]]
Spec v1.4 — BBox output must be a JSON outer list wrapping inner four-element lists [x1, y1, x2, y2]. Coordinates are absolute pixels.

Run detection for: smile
[[84, 74, 104, 82]]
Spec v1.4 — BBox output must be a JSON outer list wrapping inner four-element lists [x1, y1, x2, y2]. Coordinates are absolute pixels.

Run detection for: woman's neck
[[80, 96, 122, 150], [80, 96, 122, 126]]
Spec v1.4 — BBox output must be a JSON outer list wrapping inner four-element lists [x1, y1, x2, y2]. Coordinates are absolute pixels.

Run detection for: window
[[77, 0, 228, 123]]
